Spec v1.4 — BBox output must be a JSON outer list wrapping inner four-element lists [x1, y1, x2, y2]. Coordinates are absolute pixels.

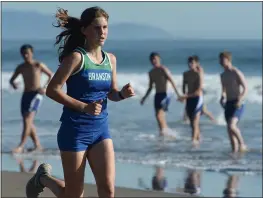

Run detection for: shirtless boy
[[183, 56, 216, 124], [141, 52, 181, 136], [9, 44, 53, 153], [180, 56, 203, 145], [219, 51, 247, 152]]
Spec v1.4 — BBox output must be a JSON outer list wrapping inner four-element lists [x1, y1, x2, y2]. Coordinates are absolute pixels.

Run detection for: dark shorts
[[154, 93, 171, 111], [152, 176, 167, 191], [57, 121, 111, 152], [21, 91, 43, 116], [184, 184, 201, 195], [186, 96, 203, 120], [223, 188, 238, 198], [224, 99, 244, 123]]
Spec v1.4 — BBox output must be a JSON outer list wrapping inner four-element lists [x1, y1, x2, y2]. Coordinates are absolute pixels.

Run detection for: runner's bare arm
[[46, 52, 88, 112]]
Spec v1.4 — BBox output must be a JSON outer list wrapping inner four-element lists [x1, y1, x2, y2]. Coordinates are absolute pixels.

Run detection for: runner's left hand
[[121, 83, 135, 99]]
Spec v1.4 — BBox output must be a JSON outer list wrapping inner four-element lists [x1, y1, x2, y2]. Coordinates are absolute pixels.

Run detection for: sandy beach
[[2, 171, 189, 197]]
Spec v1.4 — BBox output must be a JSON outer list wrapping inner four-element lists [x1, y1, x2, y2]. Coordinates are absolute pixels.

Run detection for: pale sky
[[2, 1, 262, 39]]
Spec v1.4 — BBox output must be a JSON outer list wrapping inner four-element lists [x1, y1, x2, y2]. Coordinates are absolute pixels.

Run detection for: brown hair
[[219, 51, 232, 61], [188, 55, 199, 63], [149, 52, 160, 61], [54, 7, 109, 63], [20, 44, 33, 54]]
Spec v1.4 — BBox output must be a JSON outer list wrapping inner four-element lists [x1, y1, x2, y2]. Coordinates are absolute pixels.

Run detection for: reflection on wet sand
[[138, 165, 167, 192], [14, 155, 38, 173], [223, 175, 239, 198]]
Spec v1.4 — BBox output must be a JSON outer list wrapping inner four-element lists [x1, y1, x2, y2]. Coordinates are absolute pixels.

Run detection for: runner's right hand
[[83, 100, 103, 115]]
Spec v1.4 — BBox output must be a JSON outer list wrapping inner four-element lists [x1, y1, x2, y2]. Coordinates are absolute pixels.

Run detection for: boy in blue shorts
[[183, 56, 216, 124], [219, 51, 248, 152], [179, 56, 204, 145], [141, 52, 181, 136], [9, 44, 53, 153]]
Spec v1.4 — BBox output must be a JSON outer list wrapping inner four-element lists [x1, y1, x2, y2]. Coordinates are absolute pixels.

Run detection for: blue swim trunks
[[224, 99, 244, 123], [223, 188, 238, 198], [154, 93, 172, 111], [186, 96, 203, 120], [21, 91, 43, 116], [184, 183, 201, 195], [57, 119, 111, 152], [152, 176, 167, 191]]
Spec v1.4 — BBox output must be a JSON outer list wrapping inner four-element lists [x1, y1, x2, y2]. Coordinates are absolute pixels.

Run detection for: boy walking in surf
[[9, 44, 53, 153], [179, 56, 204, 145], [219, 51, 247, 152], [183, 56, 216, 124], [141, 52, 181, 136]]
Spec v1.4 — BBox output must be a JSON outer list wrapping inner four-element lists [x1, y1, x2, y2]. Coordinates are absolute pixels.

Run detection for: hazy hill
[[2, 10, 174, 40]]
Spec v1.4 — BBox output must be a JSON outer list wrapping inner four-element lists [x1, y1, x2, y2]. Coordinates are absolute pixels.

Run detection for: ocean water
[[2, 39, 262, 196]]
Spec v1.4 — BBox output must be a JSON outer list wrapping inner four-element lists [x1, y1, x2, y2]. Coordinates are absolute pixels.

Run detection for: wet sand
[[2, 171, 189, 197]]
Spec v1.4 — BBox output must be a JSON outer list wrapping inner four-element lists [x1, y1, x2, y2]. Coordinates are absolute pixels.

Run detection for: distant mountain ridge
[[2, 10, 174, 40]]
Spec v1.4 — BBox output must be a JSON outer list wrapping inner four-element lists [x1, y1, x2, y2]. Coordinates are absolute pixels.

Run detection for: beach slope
[[2, 171, 187, 197]]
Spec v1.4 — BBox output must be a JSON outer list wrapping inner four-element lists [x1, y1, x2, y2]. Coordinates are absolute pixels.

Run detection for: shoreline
[[2, 153, 262, 197], [2, 171, 187, 197]]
